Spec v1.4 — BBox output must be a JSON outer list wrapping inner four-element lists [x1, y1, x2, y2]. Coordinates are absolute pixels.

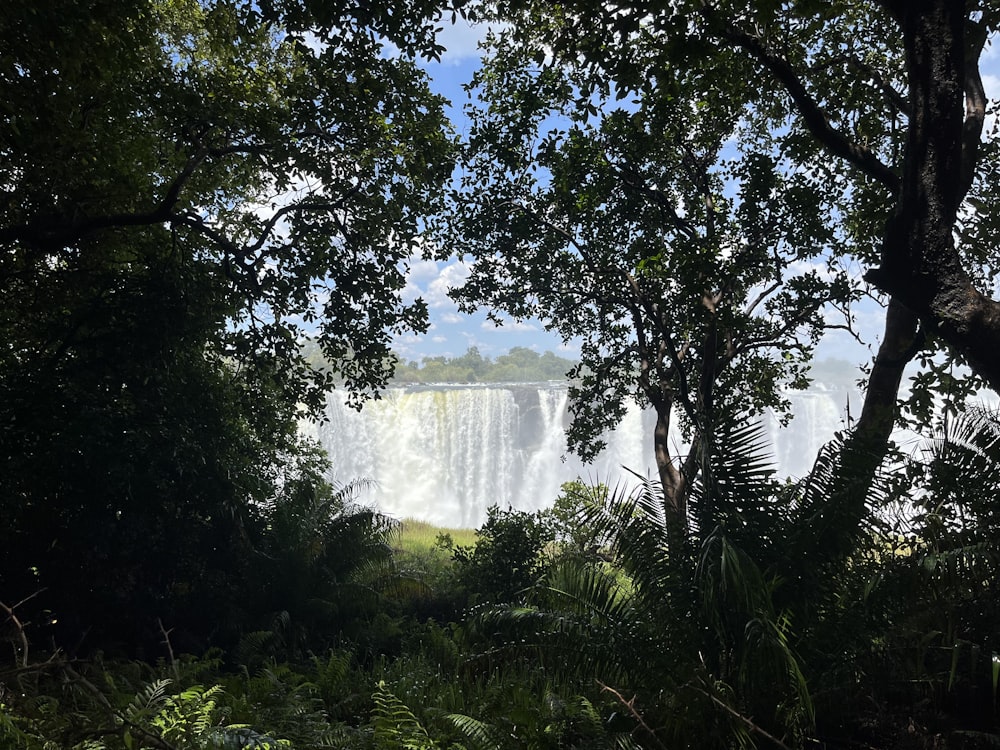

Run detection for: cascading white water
[[306, 379, 857, 528], [763, 384, 855, 479]]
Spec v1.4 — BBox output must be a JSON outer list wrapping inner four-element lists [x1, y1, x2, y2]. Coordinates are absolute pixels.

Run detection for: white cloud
[[985, 73, 1000, 98], [983, 73, 1000, 132], [401, 277, 423, 304], [556, 340, 581, 357], [426, 260, 471, 308], [786, 258, 839, 283], [402, 258, 465, 305], [480, 318, 538, 332], [512, 320, 539, 332], [390, 332, 424, 362], [983, 32, 1000, 61], [408, 258, 443, 282], [435, 17, 498, 65]]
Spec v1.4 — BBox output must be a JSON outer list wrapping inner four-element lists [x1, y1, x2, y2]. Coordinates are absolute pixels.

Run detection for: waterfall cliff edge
[[303, 374, 859, 529]]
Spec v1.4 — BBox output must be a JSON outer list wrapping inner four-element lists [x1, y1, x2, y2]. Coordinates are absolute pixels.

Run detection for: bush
[[446, 506, 554, 605]]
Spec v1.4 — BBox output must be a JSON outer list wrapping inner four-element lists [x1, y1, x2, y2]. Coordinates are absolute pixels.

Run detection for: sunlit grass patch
[[397, 518, 477, 556]]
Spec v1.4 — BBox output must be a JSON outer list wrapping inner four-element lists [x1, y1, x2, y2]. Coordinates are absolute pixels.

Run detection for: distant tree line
[[392, 346, 576, 383]]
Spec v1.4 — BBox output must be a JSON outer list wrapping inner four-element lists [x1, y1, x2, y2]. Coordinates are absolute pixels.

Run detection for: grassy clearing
[[393, 520, 478, 604], [396, 518, 477, 555]]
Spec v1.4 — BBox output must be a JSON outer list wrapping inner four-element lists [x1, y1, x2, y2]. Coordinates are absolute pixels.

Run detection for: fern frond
[[445, 712, 505, 750], [124, 678, 172, 722], [372, 681, 439, 750]]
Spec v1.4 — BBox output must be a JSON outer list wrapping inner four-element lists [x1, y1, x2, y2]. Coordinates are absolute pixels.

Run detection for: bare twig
[[0, 651, 66, 681], [10, 589, 47, 611], [688, 683, 795, 750], [157, 618, 179, 681], [62, 663, 181, 750], [596, 679, 670, 750], [0, 589, 46, 668]]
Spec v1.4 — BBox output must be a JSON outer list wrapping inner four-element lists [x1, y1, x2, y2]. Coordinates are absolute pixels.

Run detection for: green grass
[[393, 519, 477, 593], [396, 518, 477, 556]]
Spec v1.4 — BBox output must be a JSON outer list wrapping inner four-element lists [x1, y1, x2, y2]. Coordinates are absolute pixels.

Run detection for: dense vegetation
[[4, 0, 1000, 748], [6, 443, 1000, 748], [392, 347, 577, 383]]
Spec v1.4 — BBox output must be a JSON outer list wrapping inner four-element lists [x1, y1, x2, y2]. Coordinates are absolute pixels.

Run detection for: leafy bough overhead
[[0, 0, 455, 411], [0, 0, 455, 652]]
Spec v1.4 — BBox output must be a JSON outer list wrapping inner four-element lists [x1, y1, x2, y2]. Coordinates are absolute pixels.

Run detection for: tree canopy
[[5, 2, 1000, 747], [391, 346, 577, 382], [445, 0, 1000, 529], [0, 0, 454, 649], [1, 0, 455, 407]]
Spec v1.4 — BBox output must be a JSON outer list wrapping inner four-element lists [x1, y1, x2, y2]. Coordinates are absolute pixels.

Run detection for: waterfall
[[306, 380, 856, 528], [763, 384, 854, 479]]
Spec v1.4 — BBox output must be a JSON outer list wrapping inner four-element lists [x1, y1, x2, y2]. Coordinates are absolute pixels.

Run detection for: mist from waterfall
[[306, 361, 861, 528]]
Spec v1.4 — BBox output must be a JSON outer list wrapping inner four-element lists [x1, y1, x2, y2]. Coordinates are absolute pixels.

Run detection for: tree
[[448, 505, 554, 604], [0, 0, 454, 650], [447, 21, 855, 528], [466, 428, 817, 748], [448, 1, 1000, 536], [1, 0, 454, 406]]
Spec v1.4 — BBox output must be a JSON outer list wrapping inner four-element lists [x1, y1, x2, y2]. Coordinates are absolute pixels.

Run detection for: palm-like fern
[[244, 444, 411, 657], [460, 416, 820, 747], [874, 406, 1000, 716]]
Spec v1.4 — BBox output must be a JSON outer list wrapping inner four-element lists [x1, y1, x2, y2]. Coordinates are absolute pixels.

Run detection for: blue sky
[[393, 16, 1000, 375], [391, 17, 582, 365]]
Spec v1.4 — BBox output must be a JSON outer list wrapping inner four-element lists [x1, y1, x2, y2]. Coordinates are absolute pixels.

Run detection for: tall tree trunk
[[795, 0, 983, 565], [868, 0, 1000, 389], [653, 397, 689, 536], [801, 299, 920, 562]]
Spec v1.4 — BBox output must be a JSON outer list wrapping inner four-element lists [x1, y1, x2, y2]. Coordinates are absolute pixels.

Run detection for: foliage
[[226, 448, 410, 661], [541, 479, 612, 563], [443, 7, 859, 524], [5, 0, 1000, 747], [426, 3, 1000, 738], [0, 0, 452, 654], [372, 681, 442, 750], [861, 406, 1000, 727], [5, 409, 1000, 749], [0, 662, 285, 750], [397, 521, 477, 557], [457, 420, 915, 747], [390, 346, 576, 384], [445, 505, 554, 605], [467, 0, 1000, 388], [1, 0, 453, 405]]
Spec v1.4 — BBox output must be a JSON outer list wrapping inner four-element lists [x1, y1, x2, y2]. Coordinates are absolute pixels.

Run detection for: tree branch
[[596, 680, 669, 750], [612, 164, 699, 239], [959, 18, 988, 203], [687, 682, 795, 750], [744, 281, 781, 317], [0, 147, 212, 252], [813, 52, 910, 116], [702, 6, 900, 193], [0, 599, 31, 668], [244, 192, 360, 255], [62, 664, 182, 750]]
